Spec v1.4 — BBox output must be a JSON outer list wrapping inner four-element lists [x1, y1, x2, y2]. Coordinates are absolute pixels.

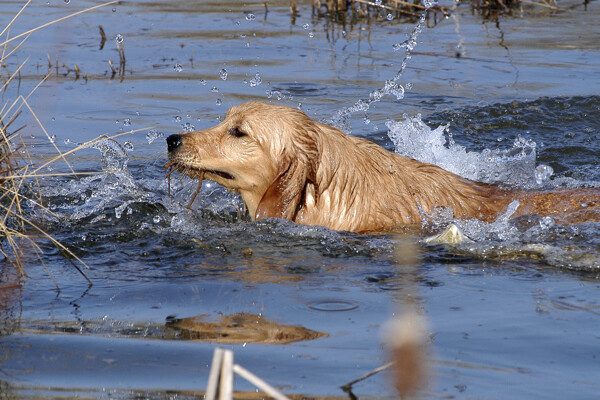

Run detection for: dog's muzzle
[[166, 134, 183, 152]]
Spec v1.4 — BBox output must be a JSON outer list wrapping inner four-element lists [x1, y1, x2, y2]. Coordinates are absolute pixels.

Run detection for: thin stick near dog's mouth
[[164, 161, 234, 207]]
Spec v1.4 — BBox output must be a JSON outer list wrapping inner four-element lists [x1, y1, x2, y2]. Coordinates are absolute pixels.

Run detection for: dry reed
[[310, 0, 567, 22], [0, 1, 120, 286]]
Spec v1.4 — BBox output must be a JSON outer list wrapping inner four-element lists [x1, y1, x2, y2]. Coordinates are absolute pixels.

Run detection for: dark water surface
[[1, 1, 600, 399]]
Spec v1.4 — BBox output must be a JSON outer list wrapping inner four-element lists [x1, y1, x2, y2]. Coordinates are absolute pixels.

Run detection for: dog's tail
[[515, 188, 600, 224]]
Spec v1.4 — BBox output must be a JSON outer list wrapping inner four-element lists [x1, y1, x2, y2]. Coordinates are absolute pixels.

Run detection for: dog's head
[[166, 101, 319, 221]]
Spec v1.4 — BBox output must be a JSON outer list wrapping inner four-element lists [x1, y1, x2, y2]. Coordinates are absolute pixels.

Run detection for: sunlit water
[[1, 1, 600, 399]]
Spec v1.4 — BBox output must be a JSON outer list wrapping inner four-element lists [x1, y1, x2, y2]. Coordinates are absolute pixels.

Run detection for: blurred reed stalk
[[0, 0, 121, 286]]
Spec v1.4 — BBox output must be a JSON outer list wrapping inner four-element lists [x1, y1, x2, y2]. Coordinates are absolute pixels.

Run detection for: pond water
[[1, 0, 600, 399]]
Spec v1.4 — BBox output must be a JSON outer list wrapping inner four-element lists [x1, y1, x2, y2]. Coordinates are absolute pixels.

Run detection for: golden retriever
[[165, 101, 599, 233]]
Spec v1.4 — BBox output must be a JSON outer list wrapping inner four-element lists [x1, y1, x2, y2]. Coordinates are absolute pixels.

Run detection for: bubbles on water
[[64, 138, 71, 145], [173, 63, 183, 72], [115, 34, 123, 44], [153, 215, 161, 224], [211, 87, 219, 93], [199, 79, 207, 85], [245, 13, 255, 21], [266, 89, 284, 100], [123, 118, 131, 126], [308, 32, 315, 38], [421, 0, 438, 8], [49, 134, 57, 143], [64, 0, 70, 4], [303, 23, 310, 29], [146, 129, 164, 144], [375, 0, 383, 5], [123, 141, 134, 151], [539, 216, 555, 229], [219, 68, 228, 80], [535, 164, 554, 185], [216, 98, 222, 106], [386, 13, 394, 21], [181, 122, 195, 132], [249, 72, 262, 87]]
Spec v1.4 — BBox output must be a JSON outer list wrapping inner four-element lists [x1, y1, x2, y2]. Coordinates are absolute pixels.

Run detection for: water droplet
[[539, 216, 555, 229], [308, 32, 314, 38], [245, 13, 255, 21], [211, 86, 219, 93], [64, 0, 70, 4], [51, 117, 56, 121], [386, 13, 394, 21], [174, 63, 183, 72], [123, 118, 131, 126], [112, 7, 116, 12], [153, 215, 161, 224], [49, 134, 56, 143], [249, 72, 262, 87], [375, 0, 383, 5], [174, 116, 182, 122], [123, 141, 134, 151], [216, 99, 222, 106], [181, 122, 195, 132], [405, 82, 413, 90], [219, 68, 228, 80], [115, 34, 123, 44], [534, 164, 553, 185], [146, 129, 164, 144], [303, 23, 310, 29], [199, 79, 207, 85], [64, 138, 71, 145]]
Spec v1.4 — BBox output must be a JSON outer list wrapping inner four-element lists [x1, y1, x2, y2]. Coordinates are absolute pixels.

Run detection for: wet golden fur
[[167, 101, 600, 233]]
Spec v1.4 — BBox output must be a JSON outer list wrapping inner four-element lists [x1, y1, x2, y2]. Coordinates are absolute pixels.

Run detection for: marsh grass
[[0, 1, 120, 287], [311, 0, 567, 23]]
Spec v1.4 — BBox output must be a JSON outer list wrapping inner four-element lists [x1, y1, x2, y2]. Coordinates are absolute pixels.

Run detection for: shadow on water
[[1, 0, 600, 399]]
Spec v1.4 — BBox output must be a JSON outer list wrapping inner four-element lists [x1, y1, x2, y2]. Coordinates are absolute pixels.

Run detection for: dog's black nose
[[166, 134, 183, 152]]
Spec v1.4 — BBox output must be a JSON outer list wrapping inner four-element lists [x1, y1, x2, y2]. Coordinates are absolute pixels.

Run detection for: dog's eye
[[228, 127, 247, 138]]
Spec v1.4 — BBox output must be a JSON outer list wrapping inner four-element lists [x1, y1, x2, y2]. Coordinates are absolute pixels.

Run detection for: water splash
[[386, 116, 541, 188], [249, 72, 262, 87], [92, 137, 136, 188], [219, 68, 228, 81], [328, 6, 431, 132], [146, 129, 164, 144]]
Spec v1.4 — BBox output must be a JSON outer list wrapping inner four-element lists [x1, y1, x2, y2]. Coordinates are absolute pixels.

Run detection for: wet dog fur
[[166, 101, 600, 233]]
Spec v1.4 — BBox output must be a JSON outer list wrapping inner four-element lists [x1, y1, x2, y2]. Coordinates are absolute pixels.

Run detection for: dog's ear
[[255, 127, 319, 221], [255, 160, 307, 221]]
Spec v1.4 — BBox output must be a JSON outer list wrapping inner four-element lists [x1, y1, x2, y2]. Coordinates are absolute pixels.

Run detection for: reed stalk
[[1, 1, 121, 285]]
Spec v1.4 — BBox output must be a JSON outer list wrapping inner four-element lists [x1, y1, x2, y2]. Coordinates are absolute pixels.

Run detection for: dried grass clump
[[311, 0, 449, 22], [310, 0, 567, 23], [0, 1, 120, 286]]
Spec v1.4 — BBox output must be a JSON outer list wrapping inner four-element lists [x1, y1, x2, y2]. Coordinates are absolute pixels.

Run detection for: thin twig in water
[[341, 361, 395, 393], [188, 181, 202, 208], [98, 25, 107, 50]]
